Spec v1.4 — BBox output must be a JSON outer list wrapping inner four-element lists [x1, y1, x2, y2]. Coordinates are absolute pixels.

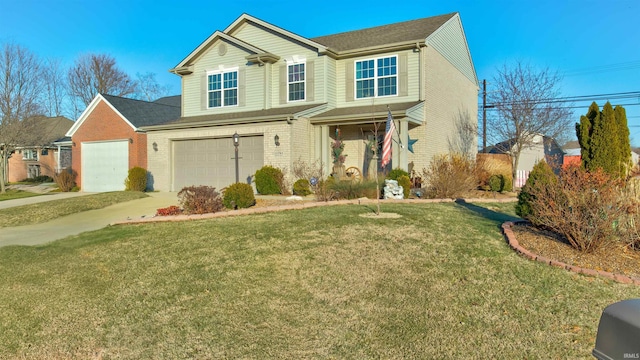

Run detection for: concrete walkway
[[0, 192, 179, 247]]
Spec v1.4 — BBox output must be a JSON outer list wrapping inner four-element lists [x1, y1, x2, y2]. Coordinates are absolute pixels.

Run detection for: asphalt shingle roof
[[102, 94, 181, 128], [311, 13, 456, 52]]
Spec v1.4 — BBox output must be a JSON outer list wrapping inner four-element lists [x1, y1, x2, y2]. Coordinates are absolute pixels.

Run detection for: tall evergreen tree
[[575, 101, 631, 178], [614, 105, 632, 176]]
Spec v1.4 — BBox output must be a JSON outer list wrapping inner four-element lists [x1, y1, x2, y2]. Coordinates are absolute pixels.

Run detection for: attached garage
[[172, 135, 264, 191], [81, 140, 129, 192]]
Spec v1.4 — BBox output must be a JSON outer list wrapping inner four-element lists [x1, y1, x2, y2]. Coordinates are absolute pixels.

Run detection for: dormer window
[[355, 55, 397, 99], [207, 69, 238, 108], [288, 62, 305, 102]]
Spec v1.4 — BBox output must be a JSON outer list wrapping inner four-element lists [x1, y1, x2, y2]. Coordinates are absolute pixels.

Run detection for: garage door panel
[[173, 136, 263, 191], [82, 141, 129, 192]]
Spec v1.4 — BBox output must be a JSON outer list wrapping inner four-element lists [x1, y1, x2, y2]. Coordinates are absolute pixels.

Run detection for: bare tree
[[134, 72, 171, 101], [448, 109, 478, 158], [487, 61, 573, 185], [0, 43, 44, 193], [68, 53, 137, 106], [42, 57, 68, 117]]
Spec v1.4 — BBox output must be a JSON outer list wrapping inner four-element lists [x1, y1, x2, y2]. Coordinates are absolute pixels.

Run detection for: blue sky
[[2, 0, 639, 145]]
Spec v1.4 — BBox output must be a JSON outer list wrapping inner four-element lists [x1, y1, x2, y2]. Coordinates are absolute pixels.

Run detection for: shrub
[[397, 175, 411, 199], [315, 176, 337, 202], [488, 174, 506, 192], [223, 183, 256, 209], [292, 158, 324, 181], [387, 168, 409, 181], [20, 175, 54, 183], [255, 165, 283, 195], [515, 161, 556, 218], [178, 186, 224, 214], [526, 165, 625, 252], [293, 179, 312, 196], [53, 168, 77, 192], [331, 179, 378, 200], [124, 166, 147, 192], [156, 205, 182, 216], [422, 154, 477, 199]]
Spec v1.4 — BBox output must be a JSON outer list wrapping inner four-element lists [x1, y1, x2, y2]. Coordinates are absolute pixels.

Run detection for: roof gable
[[173, 31, 268, 70], [66, 94, 181, 137], [311, 13, 456, 53]]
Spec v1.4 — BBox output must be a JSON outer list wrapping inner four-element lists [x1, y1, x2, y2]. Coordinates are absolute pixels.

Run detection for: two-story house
[[140, 12, 478, 192]]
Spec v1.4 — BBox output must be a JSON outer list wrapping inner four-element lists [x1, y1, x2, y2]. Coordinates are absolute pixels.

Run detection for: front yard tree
[[68, 53, 136, 107], [576, 101, 631, 178], [488, 61, 573, 185], [0, 43, 44, 193]]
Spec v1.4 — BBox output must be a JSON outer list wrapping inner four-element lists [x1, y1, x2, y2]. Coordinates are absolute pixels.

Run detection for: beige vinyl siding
[[325, 57, 337, 107], [411, 46, 478, 168], [426, 15, 478, 86], [182, 40, 264, 117], [335, 49, 420, 108]]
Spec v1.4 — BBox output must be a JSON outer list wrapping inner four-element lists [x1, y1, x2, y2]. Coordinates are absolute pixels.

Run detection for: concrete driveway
[[0, 192, 179, 247]]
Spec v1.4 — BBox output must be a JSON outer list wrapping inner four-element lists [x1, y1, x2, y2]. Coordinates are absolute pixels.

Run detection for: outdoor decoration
[[331, 135, 347, 177], [407, 136, 418, 153], [383, 179, 404, 199]]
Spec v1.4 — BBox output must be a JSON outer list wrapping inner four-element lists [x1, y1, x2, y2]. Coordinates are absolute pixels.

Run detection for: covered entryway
[[172, 135, 264, 191], [81, 140, 129, 192]]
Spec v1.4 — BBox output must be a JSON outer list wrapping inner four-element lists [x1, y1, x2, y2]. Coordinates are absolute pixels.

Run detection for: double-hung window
[[355, 56, 397, 99], [208, 69, 238, 108], [288, 63, 305, 102], [22, 149, 38, 160]]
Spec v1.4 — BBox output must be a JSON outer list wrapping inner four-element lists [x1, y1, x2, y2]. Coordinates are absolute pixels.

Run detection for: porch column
[[399, 119, 409, 171], [319, 125, 330, 176]]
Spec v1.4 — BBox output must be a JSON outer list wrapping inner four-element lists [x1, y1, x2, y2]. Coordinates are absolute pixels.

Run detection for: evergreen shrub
[[223, 183, 256, 209], [293, 179, 312, 196], [125, 166, 147, 192], [255, 165, 283, 195], [397, 175, 411, 199]]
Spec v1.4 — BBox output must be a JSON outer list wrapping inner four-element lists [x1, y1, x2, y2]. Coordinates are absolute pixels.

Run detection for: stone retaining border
[[502, 221, 640, 286]]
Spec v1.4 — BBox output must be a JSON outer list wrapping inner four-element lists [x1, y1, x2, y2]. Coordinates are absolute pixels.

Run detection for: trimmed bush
[[156, 205, 182, 216], [178, 186, 224, 214], [20, 175, 53, 183], [397, 175, 411, 199], [516, 161, 556, 218], [422, 154, 477, 199], [125, 166, 147, 192], [293, 179, 311, 196], [255, 165, 283, 195], [223, 183, 256, 209], [488, 175, 504, 192], [387, 168, 409, 181], [53, 168, 76, 192]]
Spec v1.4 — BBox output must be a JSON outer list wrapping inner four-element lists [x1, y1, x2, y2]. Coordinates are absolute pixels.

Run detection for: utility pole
[[482, 79, 487, 153]]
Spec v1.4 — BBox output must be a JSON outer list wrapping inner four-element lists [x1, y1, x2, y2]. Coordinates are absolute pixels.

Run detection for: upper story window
[[22, 149, 38, 160], [208, 69, 238, 108], [355, 56, 397, 99], [288, 63, 305, 102]]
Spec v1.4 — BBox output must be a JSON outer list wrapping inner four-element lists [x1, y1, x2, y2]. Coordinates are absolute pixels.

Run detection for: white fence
[[515, 170, 530, 188]]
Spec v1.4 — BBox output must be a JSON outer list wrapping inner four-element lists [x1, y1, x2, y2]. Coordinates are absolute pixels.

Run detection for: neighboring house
[[562, 141, 640, 171], [138, 12, 478, 192], [489, 134, 564, 188], [66, 94, 181, 192], [7, 116, 74, 182]]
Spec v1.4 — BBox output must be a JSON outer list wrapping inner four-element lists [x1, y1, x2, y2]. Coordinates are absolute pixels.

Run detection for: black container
[[593, 299, 640, 360]]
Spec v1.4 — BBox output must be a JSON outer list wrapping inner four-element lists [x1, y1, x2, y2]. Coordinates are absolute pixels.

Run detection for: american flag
[[381, 109, 395, 167]]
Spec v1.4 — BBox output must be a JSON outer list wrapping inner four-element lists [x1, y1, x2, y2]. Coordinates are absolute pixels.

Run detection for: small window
[[288, 63, 305, 102], [355, 56, 397, 99], [207, 69, 238, 108], [22, 149, 38, 160]]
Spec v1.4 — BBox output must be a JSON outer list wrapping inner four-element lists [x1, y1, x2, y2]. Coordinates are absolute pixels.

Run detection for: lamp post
[[233, 132, 240, 183]]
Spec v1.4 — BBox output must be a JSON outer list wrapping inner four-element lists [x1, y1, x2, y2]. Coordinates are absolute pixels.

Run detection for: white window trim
[[287, 60, 306, 103], [22, 149, 38, 160], [206, 67, 239, 109], [354, 55, 398, 100]]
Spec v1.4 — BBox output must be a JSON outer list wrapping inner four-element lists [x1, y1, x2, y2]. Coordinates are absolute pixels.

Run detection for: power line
[[562, 60, 640, 77], [480, 90, 640, 108]]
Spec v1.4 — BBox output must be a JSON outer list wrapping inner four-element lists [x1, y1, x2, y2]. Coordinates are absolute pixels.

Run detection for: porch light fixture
[[274, 134, 280, 146], [152, 142, 158, 151], [233, 132, 240, 146], [129, 138, 134, 144]]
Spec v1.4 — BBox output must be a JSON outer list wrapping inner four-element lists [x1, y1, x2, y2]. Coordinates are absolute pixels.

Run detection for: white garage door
[[82, 141, 129, 192], [172, 135, 264, 191]]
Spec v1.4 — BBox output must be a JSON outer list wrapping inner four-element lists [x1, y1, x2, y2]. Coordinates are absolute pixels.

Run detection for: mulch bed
[[511, 223, 640, 280]]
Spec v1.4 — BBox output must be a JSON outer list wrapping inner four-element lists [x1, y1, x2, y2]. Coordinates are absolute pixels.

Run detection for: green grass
[[0, 202, 638, 359], [0, 191, 148, 228], [0, 189, 44, 202]]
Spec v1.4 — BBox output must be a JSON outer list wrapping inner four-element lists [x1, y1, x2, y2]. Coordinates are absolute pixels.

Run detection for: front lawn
[[0, 202, 637, 358], [0, 191, 148, 227], [0, 189, 44, 202]]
